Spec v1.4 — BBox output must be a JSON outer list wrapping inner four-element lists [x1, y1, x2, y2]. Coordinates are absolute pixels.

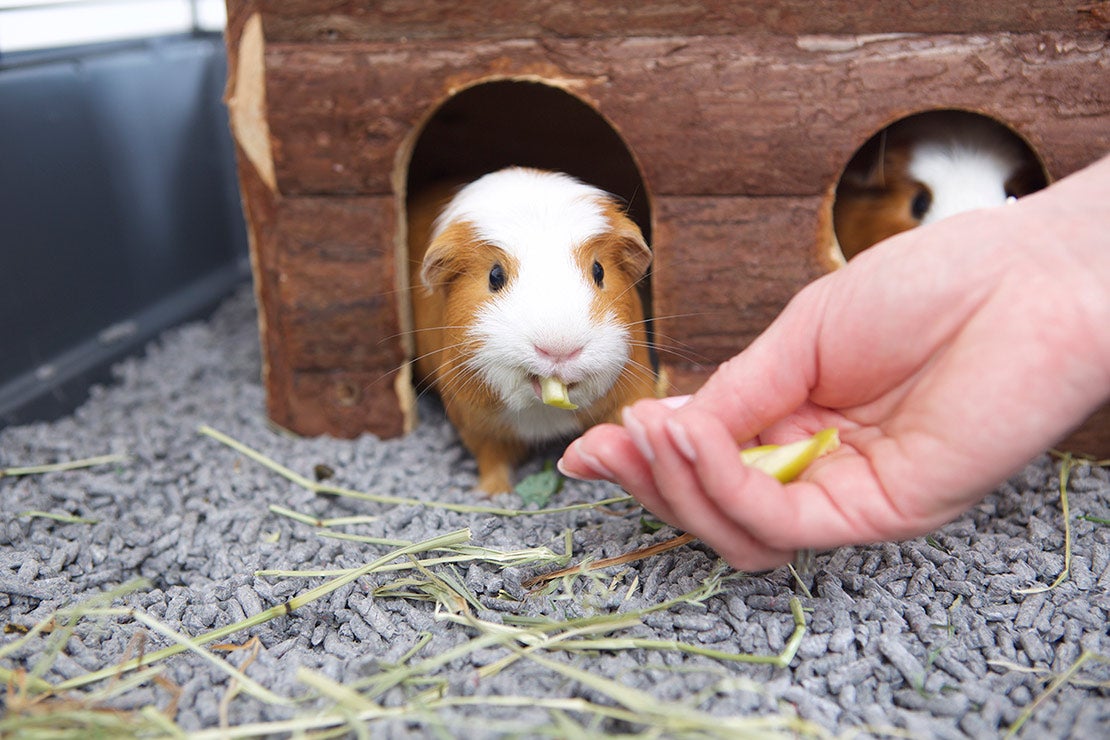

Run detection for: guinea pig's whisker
[[406, 339, 475, 370], [620, 364, 659, 391], [627, 339, 708, 368], [624, 331, 689, 351], [384, 324, 474, 350], [352, 338, 483, 398], [619, 316, 709, 366], [438, 344, 490, 399], [624, 309, 709, 329], [599, 281, 647, 316], [626, 310, 710, 359], [425, 363, 480, 405], [385, 324, 472, 343]]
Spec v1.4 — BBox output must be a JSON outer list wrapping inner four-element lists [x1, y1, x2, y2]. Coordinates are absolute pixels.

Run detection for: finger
[[680, 283, 825, 443], [624, 401, 798, 571], [558, 424, 623, 480], [560, 424, 683, 528]]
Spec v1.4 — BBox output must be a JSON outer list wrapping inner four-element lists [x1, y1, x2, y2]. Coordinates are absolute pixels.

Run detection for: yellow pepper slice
[[540, 377, 577, 410], [739, 428, 840, 483]]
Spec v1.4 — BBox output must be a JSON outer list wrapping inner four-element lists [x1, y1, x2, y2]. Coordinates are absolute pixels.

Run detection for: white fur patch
[[908, 132, 1024, 225], [436, 168, 632, 442], [433, 168, 612, 250]]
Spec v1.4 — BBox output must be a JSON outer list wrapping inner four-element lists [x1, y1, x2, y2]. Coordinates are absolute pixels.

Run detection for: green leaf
[[515, 461, 564, 507]]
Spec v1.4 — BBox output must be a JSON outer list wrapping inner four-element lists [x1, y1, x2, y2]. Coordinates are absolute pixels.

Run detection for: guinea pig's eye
[[910, 187, 932, 221], [591, 260, 604, 288], [488, 262, 507, 292]]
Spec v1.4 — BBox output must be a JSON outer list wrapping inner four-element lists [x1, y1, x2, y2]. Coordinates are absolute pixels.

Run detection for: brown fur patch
[[408, 187, 531, 492], [833, 140, 923, 259], [411, 214, 518, 402], [571, 200, 656, 427]]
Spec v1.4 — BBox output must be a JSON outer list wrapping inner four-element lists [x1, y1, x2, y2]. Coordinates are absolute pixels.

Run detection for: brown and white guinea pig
[[408, 167, 657, 494], [833, 111, 1046, 260]]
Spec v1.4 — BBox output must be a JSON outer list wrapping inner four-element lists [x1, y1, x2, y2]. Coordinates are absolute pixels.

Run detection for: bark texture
[[223, 0, 1110, 452]]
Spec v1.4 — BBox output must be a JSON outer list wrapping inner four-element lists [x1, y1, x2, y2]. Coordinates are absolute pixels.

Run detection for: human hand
[[559, 157, 1110, 571]]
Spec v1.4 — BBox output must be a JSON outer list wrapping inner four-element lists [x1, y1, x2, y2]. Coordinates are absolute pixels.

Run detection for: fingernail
[[556, 454, 576, 478], [556, 456, 583, 479], [557, 440, 584, 479], [665, 418, 697, 462], [558, 440, 616, 480], [660, 394, 692, 409], [621, 406, 655, 462]]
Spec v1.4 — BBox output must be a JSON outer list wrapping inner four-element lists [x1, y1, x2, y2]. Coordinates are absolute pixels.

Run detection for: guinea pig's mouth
[[529, 375, 579, 402]]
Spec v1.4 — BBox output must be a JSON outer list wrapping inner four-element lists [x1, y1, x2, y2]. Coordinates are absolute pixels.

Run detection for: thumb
[[682, 281, 824, 442]]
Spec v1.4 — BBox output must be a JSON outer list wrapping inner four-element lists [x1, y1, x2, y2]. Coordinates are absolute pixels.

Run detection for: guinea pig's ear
[[839, 129, 902, 192], [419, 221, 473, 294], [618, 226, 652, 279], [840, 147, 884, 191], [605, 209, 652, 279]]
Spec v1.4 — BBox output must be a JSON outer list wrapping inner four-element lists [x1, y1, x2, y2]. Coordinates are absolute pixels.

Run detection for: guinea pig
[[408, 167, 657, 494], [833, 110, 1046, 260]]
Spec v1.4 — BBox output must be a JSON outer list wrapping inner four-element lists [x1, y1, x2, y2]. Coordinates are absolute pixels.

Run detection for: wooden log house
[[222, 1, 1110, 454]]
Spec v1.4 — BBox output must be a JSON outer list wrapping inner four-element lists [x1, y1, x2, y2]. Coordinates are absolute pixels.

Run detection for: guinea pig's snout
[[533, 342, 583, 366]]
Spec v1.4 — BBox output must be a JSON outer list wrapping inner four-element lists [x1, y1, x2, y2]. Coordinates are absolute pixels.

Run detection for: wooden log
[[262, 32, 1110, 197], [274, 197, 402, 373], [283, 369, 407, 439], [225, 4, 410, 438], [264, 195, 407, 438], [258, 1, 1110, 42], [1063, 405, 1110, 458], [224, 1, 288, 431], [652, 194, 833, 371], [225, 1, 1110, 453]]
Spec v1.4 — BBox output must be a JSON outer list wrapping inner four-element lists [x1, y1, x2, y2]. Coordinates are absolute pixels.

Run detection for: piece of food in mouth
[[540, 376, 578, 410], [738, 428, 840, 483]]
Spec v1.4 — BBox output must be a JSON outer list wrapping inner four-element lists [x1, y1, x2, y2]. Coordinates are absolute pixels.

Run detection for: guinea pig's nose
[[533, 343, 583, 364]]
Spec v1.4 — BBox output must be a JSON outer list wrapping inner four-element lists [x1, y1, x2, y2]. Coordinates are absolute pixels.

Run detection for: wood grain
[[261, 32, 1110, 197], [258, 1, 1110, 42], [274, 197, 402, 373], [266, 196, 406, 437], [283, 369, 406, 439], [652, 194, 834, 372]]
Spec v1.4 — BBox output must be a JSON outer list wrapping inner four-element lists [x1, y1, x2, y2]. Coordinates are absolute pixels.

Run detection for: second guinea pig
[[833, 110, 1046, 260], [408, 167, 657, 494]]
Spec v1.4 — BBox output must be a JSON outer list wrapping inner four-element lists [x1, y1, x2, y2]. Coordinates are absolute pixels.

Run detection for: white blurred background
[[0, 0, 226, 53]]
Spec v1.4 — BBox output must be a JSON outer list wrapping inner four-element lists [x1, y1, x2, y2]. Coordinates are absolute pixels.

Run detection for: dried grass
[[3, 430, 1107, 738]]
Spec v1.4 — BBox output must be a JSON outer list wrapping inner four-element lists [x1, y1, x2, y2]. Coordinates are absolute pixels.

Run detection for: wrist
[[1013, 157, 1110, 389]]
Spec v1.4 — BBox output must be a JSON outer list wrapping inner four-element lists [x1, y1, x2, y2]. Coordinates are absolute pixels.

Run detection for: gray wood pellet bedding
[[1, 286, 1107, 737]]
